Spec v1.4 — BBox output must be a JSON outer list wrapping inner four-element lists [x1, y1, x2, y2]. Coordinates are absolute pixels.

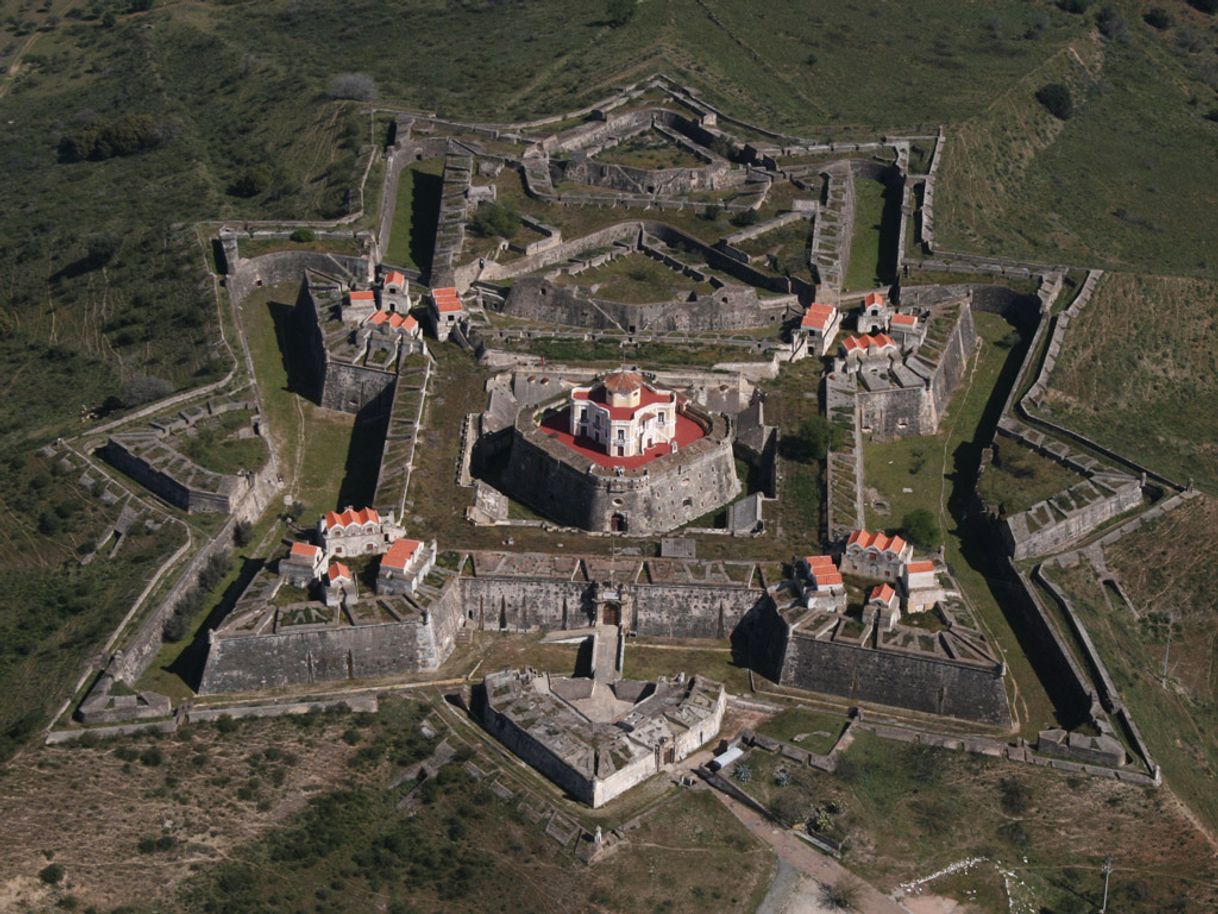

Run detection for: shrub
[[1096, 5, 1127, 41], [1057, 0, 1092, 12], [289, 229, 315, 243], [119, 375, 173, 407], [604, 0, 635, 27], [730, 208, 759, 227], [228, 166, 271, 199], [58, 113, 173, 162], [999, 776, 1031, 814], [234, 521, 253, 547], [901, 509, 940, 549], [820, 876, 861, 910], [215, 714, 238, 734], [471, 201, 520, 239], [1036, 82, 1074, 120], [39, 862, 64, 885], [787, 415, 849, 462], [328, 72, 378, 100], [139, 746, 163, 767], [1187, 0, 1218, 13], [1143, 7, 1173, 29]]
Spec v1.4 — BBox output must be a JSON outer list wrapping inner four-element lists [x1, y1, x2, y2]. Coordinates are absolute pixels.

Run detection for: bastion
[[493, 371, 741, 535]]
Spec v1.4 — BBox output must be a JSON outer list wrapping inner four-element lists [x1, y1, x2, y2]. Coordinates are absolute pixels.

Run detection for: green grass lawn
[[176, 410, 269, 476], [756, 707, 848, 755], [1041, 272, 1218, 493], [977, 440, 1082, 517], [384, 160, 445, 271], [843, 176, 900, 291]]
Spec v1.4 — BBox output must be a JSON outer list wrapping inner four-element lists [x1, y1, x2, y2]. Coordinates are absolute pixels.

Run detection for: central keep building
[[498, 370, 740, 534]]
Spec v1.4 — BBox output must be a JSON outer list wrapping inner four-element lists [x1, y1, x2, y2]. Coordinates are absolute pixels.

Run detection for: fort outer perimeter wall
[[198, 584, 464, 694], [461, 578, 592, 632], [780, 629, 1010, 725], [630, 586, 767, 639]]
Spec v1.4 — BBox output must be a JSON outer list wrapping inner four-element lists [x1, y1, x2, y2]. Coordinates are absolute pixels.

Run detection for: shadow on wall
[[164, 555, 266, 693], [267, 298, 319, 402], [337, 411, 389, 511], [409, 170, 443, 282]]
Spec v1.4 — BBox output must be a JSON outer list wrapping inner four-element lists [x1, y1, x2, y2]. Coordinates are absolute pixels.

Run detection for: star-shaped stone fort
[[84, 75, 1163, 807]]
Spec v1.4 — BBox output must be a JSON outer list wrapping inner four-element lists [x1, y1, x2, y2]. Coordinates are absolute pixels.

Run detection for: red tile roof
[[382, 538, 422, 571], [431, 287, 463, 313], [289, 542, 321, 560], [801, 303, 837, 331], [383, 270, 407, 288], [847, 530, 908, 556], [539, 406, 705, 470], [905, 560, 936, 573], [804, 554, 836, 568], [814, 571, 843, 587], [864, 292, 885, 308], [328, 562, 352, 582], [348, 290, 375, 304], [368, 310, 390, 326], [571, 380, 675, 421], [891, 313, 918, 328], [323, 507, 380, 530], [869, 583, 897, 604], [842, 333, 897, 354], [388, 312, 417, 331]]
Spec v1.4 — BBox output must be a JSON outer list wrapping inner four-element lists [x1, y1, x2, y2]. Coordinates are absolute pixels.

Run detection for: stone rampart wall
[[499, 413, 740, 535], [1003, 478, 1143, 560], [780, 630, 1009, 725], [479, 694, 595, 804], [199, 618, 431, 694]]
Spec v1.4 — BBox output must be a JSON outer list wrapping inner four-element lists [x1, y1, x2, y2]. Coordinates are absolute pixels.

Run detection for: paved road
[[711, 789, 911, 914]]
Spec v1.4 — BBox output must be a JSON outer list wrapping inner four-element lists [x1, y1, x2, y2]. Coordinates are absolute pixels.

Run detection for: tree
[[1187, 0, 1218, 13], [120, 375, 174, 407], [820, 876, 862, 910], [1035, 82, 1074, 120], [605, 0, 636, 27], [901, 509, 940, 549], [327, 72, 378, 101], [787, 415, 849, 463], [471, 201, 520, 239], [289, 228, 315, 243], [228, 166, 271, 198], [234, 520, 253, 547], [730, 208, 759, 228], [1143, 7, 1173, 29], [38, 863, 64, 885]]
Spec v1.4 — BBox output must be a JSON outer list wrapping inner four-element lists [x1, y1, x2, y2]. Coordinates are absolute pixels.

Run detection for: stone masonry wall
[[781, 631, 1009, 725]]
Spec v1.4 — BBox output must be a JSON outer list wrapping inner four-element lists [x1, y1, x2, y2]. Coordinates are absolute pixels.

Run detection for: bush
[[787, 415, 849, 462], [820, 876, 861, 910], [1057, 0, 1092, 12], [471, 201, 520, 239], [999, 776, 1031, 815], [328, 72, 378, 101], [234, 521, 253, 547], [120, 375, 174, 407], [215, 714, 238, 734], [289, 229, 315, 243], [1143, 7, 1173, 29], [1036, 82, 1074, 120], [228, 166, 271, 199], [139, 746, 163, 767], [1187, 0, 1218, 12], [604, 0, 636, 27], [58, 113, 173, 162], [901, 509, 940, 549], [1096, 5, 1127, 41], [730, 208, 759, 227], [39, 863, 64, 885]]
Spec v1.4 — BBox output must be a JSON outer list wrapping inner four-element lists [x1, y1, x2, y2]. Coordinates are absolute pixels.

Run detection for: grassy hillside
[[1048, 497, 1218, 831], [937, 4, 1218, 274], [1040, 272, 1218, 491]]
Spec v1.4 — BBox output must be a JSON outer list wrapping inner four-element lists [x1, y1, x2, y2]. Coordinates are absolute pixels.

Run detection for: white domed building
[[569, 371, 679, 459]]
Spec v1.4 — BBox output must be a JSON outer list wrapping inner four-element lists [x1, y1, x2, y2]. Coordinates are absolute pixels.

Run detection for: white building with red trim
[[428, 286, 465, 341], [367, 309, 421, 339], [841, 529, 913, 583], [798, 303, 842, 357], [342, 288, 378, 324], [888, 311, 924, 350], [324, 561, 357, 607], [376, 537, 438, 596], [279, 542, 325, 587], [795, 553, 847, 610], [569, 371, 679, 459], [318, 506, 403, 559], [864, 582, 901, 630], [857, 291, 893, 333], [840, 333, 899, 372]]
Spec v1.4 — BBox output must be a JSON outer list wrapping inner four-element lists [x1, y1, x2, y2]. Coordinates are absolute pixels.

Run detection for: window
[[617, 429, 624, 440], [657, 413, 665, 426]]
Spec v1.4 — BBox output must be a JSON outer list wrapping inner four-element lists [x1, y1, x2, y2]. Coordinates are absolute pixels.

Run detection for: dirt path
[[710, 790, 911, 914]]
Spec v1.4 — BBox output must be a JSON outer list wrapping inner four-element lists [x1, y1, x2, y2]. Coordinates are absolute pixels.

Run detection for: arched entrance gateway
[[610, 512, 628, 532]]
